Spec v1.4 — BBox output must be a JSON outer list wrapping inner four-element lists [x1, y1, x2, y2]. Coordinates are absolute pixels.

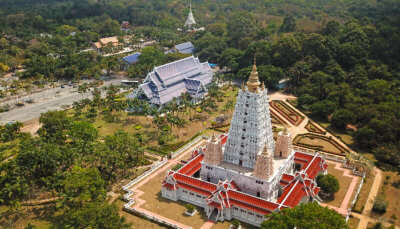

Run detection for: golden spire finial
[[246, 54, 261, 93], [211, 134, 217, 142], [283, 127, 288, 134]]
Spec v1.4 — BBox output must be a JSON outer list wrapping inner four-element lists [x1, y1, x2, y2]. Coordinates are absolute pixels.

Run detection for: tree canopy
[[261, 202, 348, 229]]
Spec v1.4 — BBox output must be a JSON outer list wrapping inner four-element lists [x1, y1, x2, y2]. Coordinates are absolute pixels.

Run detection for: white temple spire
[[223, 59, 275, 169], [184, 0, 196, 29]]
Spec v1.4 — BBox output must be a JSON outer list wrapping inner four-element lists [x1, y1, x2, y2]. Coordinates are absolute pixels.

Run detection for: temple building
[[132, 56, 213, 106], [161, 59, 328, 227]]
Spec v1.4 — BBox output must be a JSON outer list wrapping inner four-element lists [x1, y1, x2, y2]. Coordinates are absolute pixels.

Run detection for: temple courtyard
[[119, 91, 387, 229]]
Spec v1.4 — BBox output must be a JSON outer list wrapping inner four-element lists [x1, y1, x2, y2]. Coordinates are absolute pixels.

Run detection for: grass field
[[325, 162, 353, 208], [86, 86, 238, 155], [138, 163, 210, 228], [348, 216, 360, 229], [114, 199, 169, 229], [371, 171, 400, 226]]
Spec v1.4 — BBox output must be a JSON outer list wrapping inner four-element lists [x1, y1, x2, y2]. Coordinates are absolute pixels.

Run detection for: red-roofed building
[[161, 61, 327, 227]]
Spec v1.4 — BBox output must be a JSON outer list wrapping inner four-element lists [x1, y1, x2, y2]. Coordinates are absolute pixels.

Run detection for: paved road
[[0, 78, 123, 124]]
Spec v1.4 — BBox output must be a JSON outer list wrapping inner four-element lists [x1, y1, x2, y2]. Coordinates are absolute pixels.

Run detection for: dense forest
[[0, 87, 143, 228], [0, 0, 400, 227]]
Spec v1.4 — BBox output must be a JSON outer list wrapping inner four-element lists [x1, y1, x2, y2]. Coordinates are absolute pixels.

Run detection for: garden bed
[[293, 133, 349, 156], [304, 120, 326, 135], [270, 100, 304, 126], [270, 109, 288, 126]]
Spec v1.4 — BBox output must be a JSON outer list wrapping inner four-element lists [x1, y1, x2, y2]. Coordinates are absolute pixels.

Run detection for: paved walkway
[[352, 212, 399, 229], [354, 168, 384, 229], [125, 139, 209, 229], [199, 221, 215, 229]]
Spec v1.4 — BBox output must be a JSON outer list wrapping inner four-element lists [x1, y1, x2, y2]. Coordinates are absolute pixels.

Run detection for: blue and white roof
[[134, 56, 213, 105], [175, 42, 195, 54], [122, 52, 141, 64]]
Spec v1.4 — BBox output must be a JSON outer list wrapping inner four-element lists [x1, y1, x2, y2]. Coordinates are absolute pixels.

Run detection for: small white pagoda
[[184, 1, 196, 29]]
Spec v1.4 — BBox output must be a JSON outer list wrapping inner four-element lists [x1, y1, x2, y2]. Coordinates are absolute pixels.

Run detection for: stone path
[[354, 168, 384, 229], [199, 221, 215, 229], [125, 139, 208, 229], [320, 161, 359, 216], [352, 212, 399, 229]]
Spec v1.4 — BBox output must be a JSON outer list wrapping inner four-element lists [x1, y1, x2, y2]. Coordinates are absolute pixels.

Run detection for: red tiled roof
[[178, 154, 204, 175], [278, 180, 297, 203], [280, 174, 294, 185], [284, 182, 307, 207], [294, 152, 313, 162], [305, 157, 322, 179], [230, 199, 271, 215], [174, 173, 217, 193], [163, 183, 176, 190], [165, 147, 326, 216], [177, 183, 210, 196], [187, 163, 202, 176], [220, 135, 228, 145], [228, 190, 280, 211], [229, 180, 239, 191]]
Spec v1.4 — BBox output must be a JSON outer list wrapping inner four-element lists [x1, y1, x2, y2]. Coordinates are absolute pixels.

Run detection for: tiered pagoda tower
[[223, 59, 275, 169], [184, 1, 196, 29]]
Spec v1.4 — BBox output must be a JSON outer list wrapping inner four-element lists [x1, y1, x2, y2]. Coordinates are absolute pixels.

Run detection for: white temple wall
[[161, 187, 177, 201], [177, 188, 207, 208], [201, 151, 296, 201], [230, 206, 266, 227], [200, 164, 275, 200]]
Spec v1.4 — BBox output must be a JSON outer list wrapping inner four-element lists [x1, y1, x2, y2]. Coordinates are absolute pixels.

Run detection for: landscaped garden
[[270, 109, 288, 126], [304, 120, 326, 135], [270, 100, 304, 126], [70, 85, 238, 156], [293, 133, 349, 156]]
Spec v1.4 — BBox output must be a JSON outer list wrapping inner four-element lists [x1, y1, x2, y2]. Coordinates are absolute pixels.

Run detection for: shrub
[[231, 219, 241, 228], [316, 174, 339, 198], [372, 222, 383, 229], [172, 164, 182, 171], [372, 197, 387, 214], [392, 180, 400, 189], [185, 204, 195, 213]]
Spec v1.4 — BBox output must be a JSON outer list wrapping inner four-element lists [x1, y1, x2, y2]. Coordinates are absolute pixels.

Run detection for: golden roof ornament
[[211, 134, 217, 142], [261, 81, 265, 90], [246, 55, 261, 93], [283, 127, 288, 134]]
